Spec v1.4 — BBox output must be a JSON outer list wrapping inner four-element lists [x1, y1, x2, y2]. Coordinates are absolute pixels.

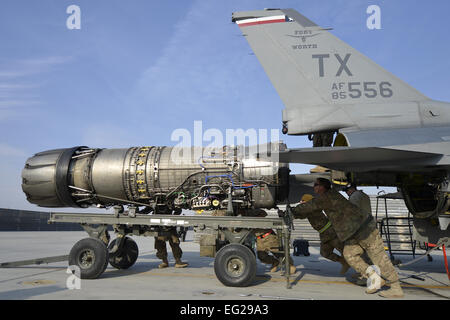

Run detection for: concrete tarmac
[[0, 231, 449, 300]]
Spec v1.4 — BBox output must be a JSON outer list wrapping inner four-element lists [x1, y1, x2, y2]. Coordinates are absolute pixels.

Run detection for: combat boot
[[270, 261, 279, 273], [280, 263, 297, 275], [174, 259, 188, 268], [158, 259, 169, 269], [378, 281, 404, 298], [289, 264, 296, 274]]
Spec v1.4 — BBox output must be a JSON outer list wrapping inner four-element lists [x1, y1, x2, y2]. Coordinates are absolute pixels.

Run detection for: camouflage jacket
[[320, 226, 339, 244], [294, 208, 337, 243], [349, 190, 372, 216], [292, 189, 370, 242]]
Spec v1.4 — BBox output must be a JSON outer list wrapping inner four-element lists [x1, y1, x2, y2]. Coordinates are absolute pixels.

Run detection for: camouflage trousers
[[343, 226, 399, 284], [154, 229, 182, 261], [320, 237, 344, 263], [256, 231, 293, 266]]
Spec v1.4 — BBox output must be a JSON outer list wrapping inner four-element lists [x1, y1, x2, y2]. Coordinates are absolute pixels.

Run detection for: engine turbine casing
[[22, 145, 289, 212]]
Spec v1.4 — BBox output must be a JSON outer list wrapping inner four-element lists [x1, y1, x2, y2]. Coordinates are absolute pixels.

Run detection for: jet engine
[[21, 145, 289, 214]]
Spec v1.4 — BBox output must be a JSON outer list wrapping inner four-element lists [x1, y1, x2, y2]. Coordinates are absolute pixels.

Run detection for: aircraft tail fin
[[232, 9, 428, 134]]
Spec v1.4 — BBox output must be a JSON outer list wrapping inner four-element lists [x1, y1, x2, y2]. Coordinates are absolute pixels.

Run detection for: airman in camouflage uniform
[[155, 227, 188, 268], [309, 132, 335, 147], [343, 183, 374, 282], [298, 194, 349, 274], [344, 183, 372, 217], [309, 132, 334, 173], [291, 178, 403, 298], [240, 208, 296, 274]]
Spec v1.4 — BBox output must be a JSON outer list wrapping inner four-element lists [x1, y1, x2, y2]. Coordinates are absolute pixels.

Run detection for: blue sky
[[1, 0, 450, 210]]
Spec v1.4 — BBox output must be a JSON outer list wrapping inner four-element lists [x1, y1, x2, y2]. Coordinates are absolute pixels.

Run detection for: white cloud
[[81, 123, 137, 148], [0, 56, 73, 79], [127, 0, 319, 146], [0, 55, 72, 121], [0, 100, 41, 109], [0, 143, 27, 157], [0, 84, 38, 90], [131, 1, 269, 112]]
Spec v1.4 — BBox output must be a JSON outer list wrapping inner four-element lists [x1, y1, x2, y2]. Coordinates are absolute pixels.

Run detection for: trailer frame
[[48, 209, 294, 288]]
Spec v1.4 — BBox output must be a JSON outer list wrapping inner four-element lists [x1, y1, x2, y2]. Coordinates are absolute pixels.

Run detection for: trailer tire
[[214, 244, 256, 287], [69, 238, 109, 279], [108, 237, 139, 269]]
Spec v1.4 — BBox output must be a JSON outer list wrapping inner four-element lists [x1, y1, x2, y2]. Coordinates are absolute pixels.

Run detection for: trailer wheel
[[69, 238, 109, 279], [108, 237, 139, 269], [214, 244, 256, 287]]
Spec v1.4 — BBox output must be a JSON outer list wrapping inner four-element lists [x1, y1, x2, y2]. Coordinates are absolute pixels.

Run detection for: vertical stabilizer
[[232, 9, 429, 134]]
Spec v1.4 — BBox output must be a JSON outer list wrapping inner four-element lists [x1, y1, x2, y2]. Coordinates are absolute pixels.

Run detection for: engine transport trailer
[[18, 144, 299, 288], [48, 207, 295, 288]]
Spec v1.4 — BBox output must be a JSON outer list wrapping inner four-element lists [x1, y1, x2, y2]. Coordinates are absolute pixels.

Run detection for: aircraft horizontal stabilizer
[[273, 147, 442, 172]]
